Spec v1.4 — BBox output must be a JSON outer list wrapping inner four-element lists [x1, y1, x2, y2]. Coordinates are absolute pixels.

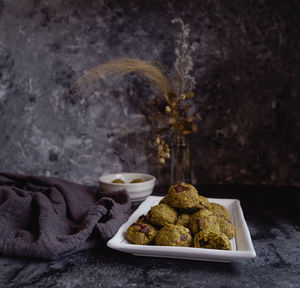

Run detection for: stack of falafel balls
[[126, 183, 236, 250]]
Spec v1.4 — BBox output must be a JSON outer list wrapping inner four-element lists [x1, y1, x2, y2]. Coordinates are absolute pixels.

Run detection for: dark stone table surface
[[0, 185, 299, 288]]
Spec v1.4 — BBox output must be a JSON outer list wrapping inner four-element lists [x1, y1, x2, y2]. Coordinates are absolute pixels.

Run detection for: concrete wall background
[[0, 0, 299, 186]]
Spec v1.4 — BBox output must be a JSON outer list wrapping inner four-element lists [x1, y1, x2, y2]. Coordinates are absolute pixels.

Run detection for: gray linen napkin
[[0, 173, 131, 259]]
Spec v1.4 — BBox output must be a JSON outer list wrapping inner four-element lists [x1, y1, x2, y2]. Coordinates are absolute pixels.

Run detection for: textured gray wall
[[0, 0, 299, 186]]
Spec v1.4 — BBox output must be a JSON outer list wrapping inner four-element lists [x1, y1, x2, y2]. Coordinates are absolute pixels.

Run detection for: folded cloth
[[0, 173, 131, 259]]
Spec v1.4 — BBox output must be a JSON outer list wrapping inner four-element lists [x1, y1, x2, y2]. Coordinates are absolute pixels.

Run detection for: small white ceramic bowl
[[98, 172, 156, 202]]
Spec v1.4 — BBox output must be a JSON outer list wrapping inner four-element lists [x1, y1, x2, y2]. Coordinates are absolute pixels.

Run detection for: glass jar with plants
[[71, 18, 200, 185]]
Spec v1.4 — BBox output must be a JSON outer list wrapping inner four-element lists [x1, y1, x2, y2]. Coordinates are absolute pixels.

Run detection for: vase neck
[[170, 134, 191, 185]]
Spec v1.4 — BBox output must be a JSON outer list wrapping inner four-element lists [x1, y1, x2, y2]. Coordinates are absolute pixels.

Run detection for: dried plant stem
[[72, 58, 173, 96]]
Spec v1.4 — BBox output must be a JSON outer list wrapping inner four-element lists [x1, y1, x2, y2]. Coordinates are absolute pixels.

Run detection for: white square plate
[[107, 196, 256, 262]]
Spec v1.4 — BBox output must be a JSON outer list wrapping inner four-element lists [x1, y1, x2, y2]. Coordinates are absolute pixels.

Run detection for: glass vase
[[170, 134, 191, 185]]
